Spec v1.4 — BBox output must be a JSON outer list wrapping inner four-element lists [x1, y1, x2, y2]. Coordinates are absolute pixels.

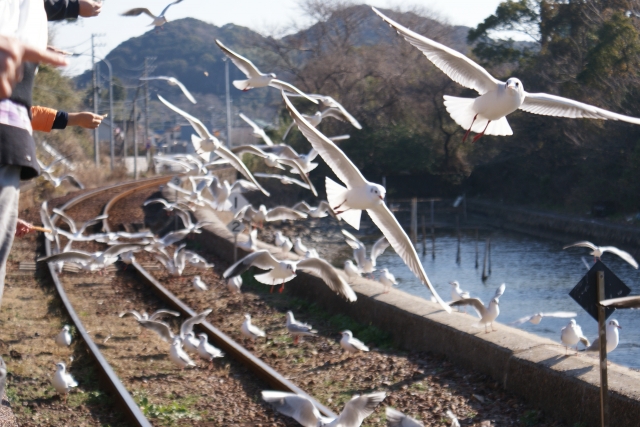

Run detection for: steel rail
[[103, 185, 338, 419], [42, 177, 170, 427]]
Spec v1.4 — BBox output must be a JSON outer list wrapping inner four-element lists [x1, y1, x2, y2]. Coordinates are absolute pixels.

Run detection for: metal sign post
[[597, 271, 609, 427], [227, 220, 245, 263]]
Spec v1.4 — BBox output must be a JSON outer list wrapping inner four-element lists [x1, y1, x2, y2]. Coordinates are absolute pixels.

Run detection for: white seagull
[[282, 92, 450, 312], [285, 311, 317, 344], [157, 95, 269, 196], [561, 319, 590, 354], [341, 229, 389, 274], [274, 231, 293, 254], [241, 314, 266, 341], [449, 281, 470, 312], [223, 250, 356, 301], [169, 336, 196, 369], [120, 308, 180, 323], [450, 283, 506, 333], [386, 407, 424, 427], [38, 244, 144, 272], [131, 308, 212, 344], [51, 362, 77, 402], [121, 1, 183, 27], [192, 275, 208, 292], [291, 201, 336, 219], [262, 390, 385, 427], [55, 325, 72, 348], [254, 172, 316, 193], [196, 333, 224, 368], [37, 158, 84, 190], [379, 268, 397, 293], [293, 238, 309, 257], [562, 241, 638, 268], [140, 76, 196, 103], [286, 93, 362, 129], [344, 260, 361, 283], [208, 176, 260, 211], [282, 106, 360, 140], [237, 228, 259, 252], [239, 113, 274, 145], [373, 7, 640, 142], [227, 276, 243, 294], [340, 330, 369, 354], [584, 319, 621, 354], [235, 204, 308, 228], [510, 311, 578, 326], [215, 40, 317, 104]]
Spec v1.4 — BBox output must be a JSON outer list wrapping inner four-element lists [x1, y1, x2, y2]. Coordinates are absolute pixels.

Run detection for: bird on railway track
[[562, 241, 638, 268], [51, 362, 77, 402], [241, 314, 266, 342], [169, 336, 196, 369], [340, 330, 369, 354], [52, 209, 107, 239], [237, 228, 259, 252], [132, 308, 212, 344], [196, 333, 224, 368], [192, 275, 208, 292], [224, 250, 356, 301], [561, 319, 590, 354], [282, 93, 450, 312], [285, 311, 317, 345], [450, 283, 506, 333], [341, 230, 390, 276], [120, 308, 180, 323], [227, 276, 243, 294], [262, 390, 386, 427], [182, 331, 201, 354], [55, 325, 72, 352]]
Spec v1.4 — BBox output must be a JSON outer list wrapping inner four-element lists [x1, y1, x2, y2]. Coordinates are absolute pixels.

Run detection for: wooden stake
[[597, 270, 609, 427]]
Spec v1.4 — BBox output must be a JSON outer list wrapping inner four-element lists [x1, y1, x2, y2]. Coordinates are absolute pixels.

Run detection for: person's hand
[[67, 112, 105, 129], [15, 219, 34, 238], [0, 35, 67, 98], [79, 0, 102, 17]]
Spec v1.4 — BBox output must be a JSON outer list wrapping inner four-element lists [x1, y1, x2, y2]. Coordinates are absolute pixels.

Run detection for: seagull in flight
[[234, 204, 308, 227], [223, 250, 357, 301], [254, 172, 316, 193], [140, 76, 196, 103], [282, 106, 361, 140], [373, 7, 640, 142], [215, 40, 318, 105], [262, 390, 385, 427], [157, 95, 269, 196], [239, 113, 274, 145], [450, 283, 506, 333], [563, 241, 638, 268], [341, 229, 389, 274], [286, 93, 362, 129], [282, 91, 450, 312], [509, 311, 577, 326], [37, 158, 84, 189], [121, 1, 184, 27]]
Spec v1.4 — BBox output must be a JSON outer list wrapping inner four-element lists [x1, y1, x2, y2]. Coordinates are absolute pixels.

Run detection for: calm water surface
[[331, 229, 640, 369]]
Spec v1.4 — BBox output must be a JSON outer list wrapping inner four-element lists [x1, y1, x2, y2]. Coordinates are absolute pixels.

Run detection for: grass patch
[[137, 394, 202, 425]]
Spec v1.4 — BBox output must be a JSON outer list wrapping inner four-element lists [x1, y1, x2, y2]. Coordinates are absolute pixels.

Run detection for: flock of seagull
[[37, 4, 640, 425]]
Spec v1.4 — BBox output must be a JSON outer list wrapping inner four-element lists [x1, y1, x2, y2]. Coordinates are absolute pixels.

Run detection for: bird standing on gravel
[[182, 332, 201, 354], [227, 276, 243, 294], [262, 390, 385, 427], [562, 241, 638, 268], [51, 362, 77, 402], [285, 311, 317, 345], [241, 314, 266, 342], [169, 337, 196, 369], [197, 333, 224, 368], [561, 319, 590, 354], [450, 283, 505, 333], [55, 325, 72, 349], [340, 330, 369, 354], [379, 268, 397, 293], [192, 276, 208, 292]]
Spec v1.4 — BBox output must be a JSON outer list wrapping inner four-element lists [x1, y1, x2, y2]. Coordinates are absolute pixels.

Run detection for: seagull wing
[[372, 7, 500, 95], [521, 92, 640, 124], [321, 106, 362, 130], [159, 0, 182, 18], [238, 113, 262, 133], [149, 309, 181, 321], [386, 407, 424, 427], [223, 250, 280, 279], [52, 208, 78, 233], [450, 298, 486, 316], [215, 40, 261, 78], [370, 235, 390, 265], [291, 201, 312, 212], [276, 158, 318, 196], [601, 295, 640, 308], [509, 314, 535, 326], [121, 8, 156, 18], [179, 308, 212, 338], [541, 311, 578, 319], [119, 310, 143, 321], [261, 391, 323, 427], [328, 134, 351, 142], [171, 78, 197, 104], [229, 180, 260, 193], [161, 229, 191, 246], [269, 80, 318, 104], [320, 97, 362, 129], [368, 204, 451, 312], [230, 145, 268, 158], [494, 283, 506, 299], [60, 175, 84, 190], [562, 241, 597, 251], [297, 257, 357, 302], [158, 95, 211, 140], [138, 320, 174, 342], [265, 207, 308, 221], [601, 246, 639, 268], [103, 243, 144, 258], [282, 93, 367, 188], [38, 251, 93, 264], [335, 392, 386, 427], [214, 145, 270, 196], [261, 144, 300, 160]]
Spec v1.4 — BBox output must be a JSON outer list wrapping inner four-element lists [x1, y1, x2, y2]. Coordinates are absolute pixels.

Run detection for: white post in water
[[421, 215, 427, 256], [430, 199, 435, 259], [410, 198, 418, 246], [597, 270, 609, 427], [482, 238, 489, 281], [456, 215, 461, 264], [475, 228, 479, 269]]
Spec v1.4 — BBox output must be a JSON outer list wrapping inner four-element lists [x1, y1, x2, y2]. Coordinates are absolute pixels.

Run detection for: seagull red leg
[[472, 120, 492, 143], [462, 114, 478, 142]]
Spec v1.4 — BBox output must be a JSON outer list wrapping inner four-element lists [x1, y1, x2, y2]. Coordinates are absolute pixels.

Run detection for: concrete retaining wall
[[193, 208, 640, 427]]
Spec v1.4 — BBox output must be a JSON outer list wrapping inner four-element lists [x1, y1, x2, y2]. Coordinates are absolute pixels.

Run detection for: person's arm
[[31, 105, 58, 132], [44, 0, 102, 21], [67, 112, 104, 129], [15, 219, 34, 238]]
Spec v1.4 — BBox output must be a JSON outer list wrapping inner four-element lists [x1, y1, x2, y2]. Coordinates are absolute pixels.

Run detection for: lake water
[[334, 229, 640, 369]]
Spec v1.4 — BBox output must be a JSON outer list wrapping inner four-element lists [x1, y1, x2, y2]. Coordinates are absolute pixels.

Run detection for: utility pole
[[224, 57, 232, 147], [133, 98, 138, 179], [91, 34, 99, 166], [143, 57, 155, 172]]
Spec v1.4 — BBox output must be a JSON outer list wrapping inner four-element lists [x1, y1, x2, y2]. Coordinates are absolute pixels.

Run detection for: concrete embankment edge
[[193, 208, 640, 427]]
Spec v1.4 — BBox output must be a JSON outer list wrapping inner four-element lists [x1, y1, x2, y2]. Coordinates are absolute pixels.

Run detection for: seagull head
[[198, 333, 207, 342], [368, 183, 386, 203], [286, 263, 296, 274], [55, 362, 66, 371], [506, 78, 524, 96], [609, 319, 621, 329], [244, 313, 252, 321], [62, 325, 70, 332], [491, 297, 500, 306], [449, 281, 459, 288], [569, 319, 577, 327], [340, 330, 353, 338], [269, 73, 277, 78]]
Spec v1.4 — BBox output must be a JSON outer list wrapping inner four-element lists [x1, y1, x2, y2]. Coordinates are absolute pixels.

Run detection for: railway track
[[41, 176, 336, 426]]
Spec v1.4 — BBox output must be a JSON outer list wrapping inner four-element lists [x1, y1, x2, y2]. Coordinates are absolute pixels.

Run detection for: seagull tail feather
[[325, 177, 362, 230], [232, 80, 251, 90]]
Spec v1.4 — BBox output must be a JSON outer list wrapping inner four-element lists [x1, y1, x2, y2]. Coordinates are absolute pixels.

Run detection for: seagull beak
[[617, 325, 622, 329], [379, 195, 384, 200]]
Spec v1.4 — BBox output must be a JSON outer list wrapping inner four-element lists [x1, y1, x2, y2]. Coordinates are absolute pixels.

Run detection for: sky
[[51, 0, 505, 76]]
